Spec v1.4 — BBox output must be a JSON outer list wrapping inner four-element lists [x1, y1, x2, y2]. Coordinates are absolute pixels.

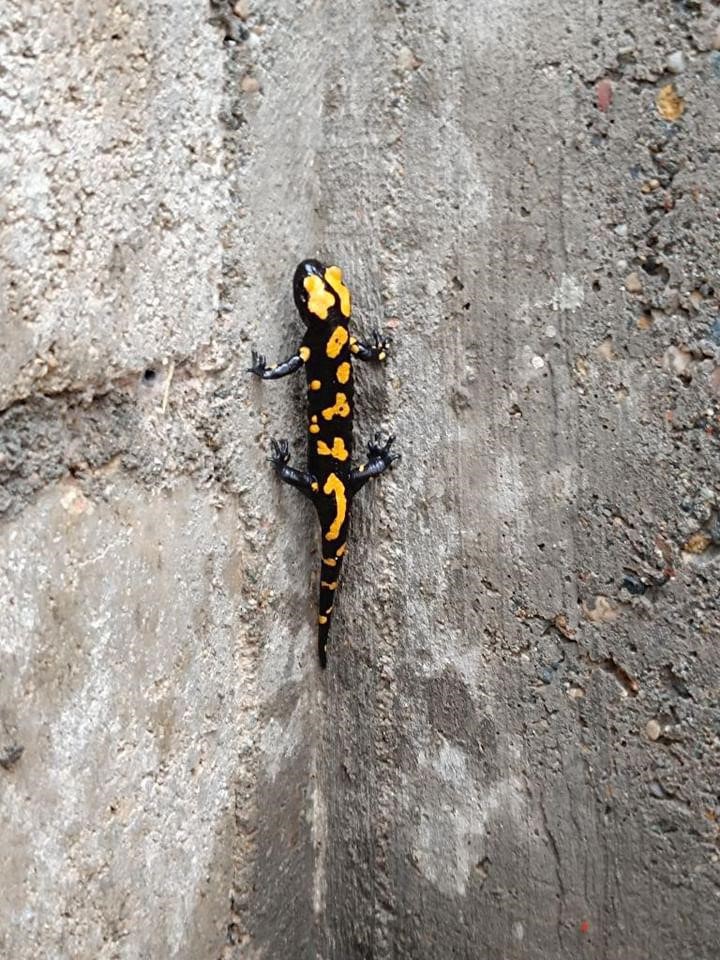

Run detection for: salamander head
[[293, 259, 351, 324]]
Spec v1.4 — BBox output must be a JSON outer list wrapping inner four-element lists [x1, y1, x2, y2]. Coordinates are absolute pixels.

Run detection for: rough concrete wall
[[1, 2, 253, 958], [2, 2, 720, 960]]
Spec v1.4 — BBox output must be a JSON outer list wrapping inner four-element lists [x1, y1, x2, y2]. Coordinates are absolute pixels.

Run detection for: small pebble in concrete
[[656, 83, 684, 122], [241, 75, 260, 94], [596, 79, 613, 112], [397, 46, 422, 71], [666, 51, 685, 75], [683, 530, 712, 554], [649, 780, 669, 799], [645, 720, 661, 741], [622, 573, 646, 595], [625, 272, 643, 294]]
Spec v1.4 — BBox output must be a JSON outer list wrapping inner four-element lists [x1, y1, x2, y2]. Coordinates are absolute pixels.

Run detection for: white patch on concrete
[[261, 696, 307, 781], [310, 711, 328, 920], [550, 274, 585, 312], [413, 739, 526, 897]]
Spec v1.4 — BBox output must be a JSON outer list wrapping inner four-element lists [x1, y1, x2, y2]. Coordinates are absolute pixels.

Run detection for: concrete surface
[[1, 1, 719, 958]]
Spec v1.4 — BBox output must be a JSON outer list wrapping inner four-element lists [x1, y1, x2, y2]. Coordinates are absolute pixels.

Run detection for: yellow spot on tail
[[299, 346, 310, 362], [326, 325, 349, 358], [336, 361, 351, 384], [317, 437, 349, 460], [321, 580, 338, 590], [310, 379, 321, 391], [324, 266, 351, 317], [336, 543, 346, 557], [304, 275, 335, 319], [321, 392, 350, 420], [323, 557, 337, 567], [323, 473, 347, 541], [318, 615, 328, 625]]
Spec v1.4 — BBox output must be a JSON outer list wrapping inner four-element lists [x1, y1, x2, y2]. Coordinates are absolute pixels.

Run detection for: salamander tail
[[317, 546, 345, 668]]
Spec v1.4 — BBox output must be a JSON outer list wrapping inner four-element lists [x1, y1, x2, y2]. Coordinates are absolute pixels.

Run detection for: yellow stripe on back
[[326, 325, 349, 358], [323, 473, 347, 541], [324, 266, 351, 317]]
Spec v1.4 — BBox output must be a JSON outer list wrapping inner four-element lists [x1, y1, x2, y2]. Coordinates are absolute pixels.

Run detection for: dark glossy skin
[[249, 259, 398, 667]]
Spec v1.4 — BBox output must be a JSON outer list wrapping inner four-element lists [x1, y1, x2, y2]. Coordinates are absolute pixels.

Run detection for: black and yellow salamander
[[249, 259, 399, 668]]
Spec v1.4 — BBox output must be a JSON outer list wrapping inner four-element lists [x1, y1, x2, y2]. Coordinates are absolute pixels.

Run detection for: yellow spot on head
[[326, 325, 349, 359], [317, 437, 349, 460], [323, 473, 347, 541], [318, 615, 328, 625], [324, 266, 351, 317], [304, 275, 336, 319], [336, 361, 351, 384], [299, 346, 311, 362], [321, 392, 351, 420], [310, 379, 322, 391], [321, 580, 338, 590]]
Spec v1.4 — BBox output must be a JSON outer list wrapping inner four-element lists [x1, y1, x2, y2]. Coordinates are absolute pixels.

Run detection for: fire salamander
[[249, 259, 399, 668]]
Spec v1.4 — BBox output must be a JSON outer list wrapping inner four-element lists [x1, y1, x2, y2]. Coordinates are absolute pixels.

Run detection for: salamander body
[[249, 259, 398, 667]]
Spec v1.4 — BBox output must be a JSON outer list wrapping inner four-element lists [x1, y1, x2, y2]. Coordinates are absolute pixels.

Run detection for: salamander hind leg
[[350, 433, 400, 494], [268, 438, 317, 498]]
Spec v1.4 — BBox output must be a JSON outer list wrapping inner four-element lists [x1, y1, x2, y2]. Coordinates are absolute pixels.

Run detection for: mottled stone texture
[[2, 1, 719, 958]]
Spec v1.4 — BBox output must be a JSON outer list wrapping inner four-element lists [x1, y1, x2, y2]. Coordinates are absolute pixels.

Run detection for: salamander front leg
[[268, 439, 317, 499], [350, 433, 400, 494], [248, 349, 305, 380], [350, 330, 391, 363]]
